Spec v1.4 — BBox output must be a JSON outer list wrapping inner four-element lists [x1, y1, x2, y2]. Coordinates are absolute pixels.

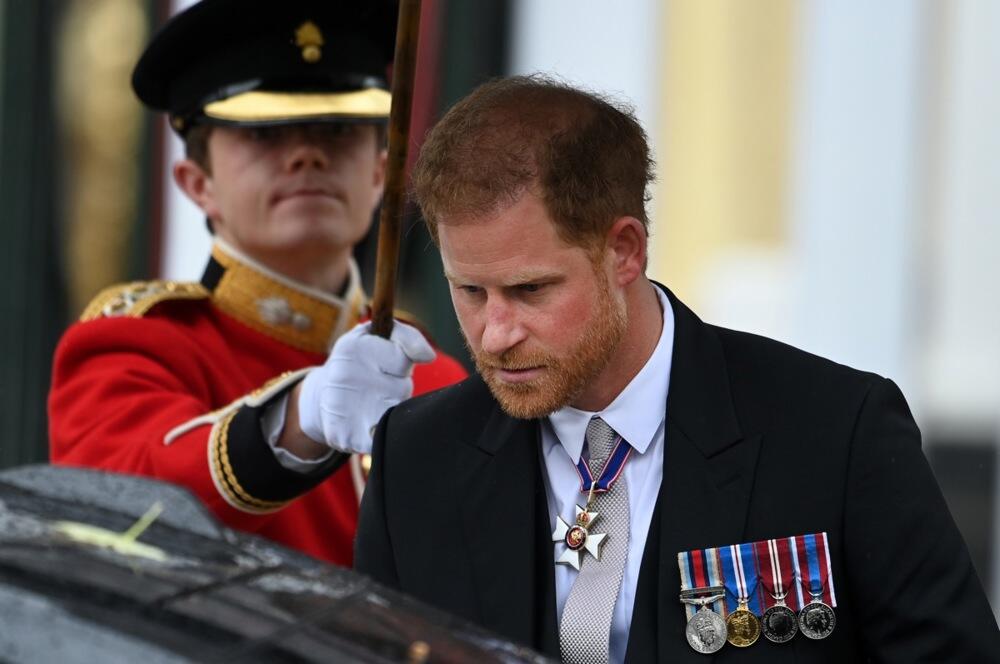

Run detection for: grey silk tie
[[559, 417, 630, 664]]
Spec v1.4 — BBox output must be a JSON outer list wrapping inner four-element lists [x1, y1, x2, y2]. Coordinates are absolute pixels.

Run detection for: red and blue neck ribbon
[[575, 435, 632, 494]]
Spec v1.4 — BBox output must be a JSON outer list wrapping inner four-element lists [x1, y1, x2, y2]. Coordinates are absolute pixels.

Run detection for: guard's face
[[440, 191, 627, 419], [194, 123, 386, 266]]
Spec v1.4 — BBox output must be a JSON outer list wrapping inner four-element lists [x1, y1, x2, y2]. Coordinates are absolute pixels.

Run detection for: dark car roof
[[0, 465, 551, 663]]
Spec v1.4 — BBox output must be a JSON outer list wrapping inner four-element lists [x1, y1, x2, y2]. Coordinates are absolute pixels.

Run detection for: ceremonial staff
[[370, 0, 423, 339]]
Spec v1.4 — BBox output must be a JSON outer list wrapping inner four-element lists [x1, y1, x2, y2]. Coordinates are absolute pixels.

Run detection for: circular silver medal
[[762, 604, 798, 643], [686, 605, 726, 654], [798, 601, 836, 639]]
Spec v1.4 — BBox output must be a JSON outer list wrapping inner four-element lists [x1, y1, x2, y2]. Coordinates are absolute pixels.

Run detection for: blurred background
[[1, 0, 997, 616]]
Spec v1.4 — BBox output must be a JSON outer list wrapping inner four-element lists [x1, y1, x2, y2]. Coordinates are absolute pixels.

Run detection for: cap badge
[[295, 20, 324, 63]]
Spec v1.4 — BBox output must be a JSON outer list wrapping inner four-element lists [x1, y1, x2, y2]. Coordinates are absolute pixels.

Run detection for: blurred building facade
[[1, 0, 996, 614]]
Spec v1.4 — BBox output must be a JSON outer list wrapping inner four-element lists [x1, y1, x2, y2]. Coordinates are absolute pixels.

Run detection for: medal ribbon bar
[[678, 532, 837, 622]]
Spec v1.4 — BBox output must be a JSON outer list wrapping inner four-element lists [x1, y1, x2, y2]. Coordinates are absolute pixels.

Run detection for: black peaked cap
[[132, 0, 398, 132]]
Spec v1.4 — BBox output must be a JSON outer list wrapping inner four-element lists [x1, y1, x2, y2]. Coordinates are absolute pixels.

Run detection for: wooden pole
[[370, 0, 422, 339]]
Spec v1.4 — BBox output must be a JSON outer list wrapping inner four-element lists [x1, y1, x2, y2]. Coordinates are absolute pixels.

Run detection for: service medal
[[798, 598, 836, 640], [725, 599, 761, 648], [762, 603, 798, 643], [685, 603, 727, 654], [794, 533, 837, 640], [757, 537, 799, 643], [719, 542, 762, 647]]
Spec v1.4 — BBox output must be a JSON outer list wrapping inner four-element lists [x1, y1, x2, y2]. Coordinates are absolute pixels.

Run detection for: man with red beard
[[354, 76, 998, 662]]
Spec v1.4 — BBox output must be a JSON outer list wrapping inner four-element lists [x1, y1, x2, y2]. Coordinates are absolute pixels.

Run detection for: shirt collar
[[547, 285, 675, 463]]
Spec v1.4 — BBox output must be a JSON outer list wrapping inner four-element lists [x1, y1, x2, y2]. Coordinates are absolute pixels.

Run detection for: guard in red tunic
[[48, 0, 466, 567]]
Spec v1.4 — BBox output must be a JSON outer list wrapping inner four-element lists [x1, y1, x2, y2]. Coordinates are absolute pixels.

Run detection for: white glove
[[298, 320, 436, 454]]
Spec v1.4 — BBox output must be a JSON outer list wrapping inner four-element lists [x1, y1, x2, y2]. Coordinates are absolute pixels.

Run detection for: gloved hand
[[297, 320, 436, 454]]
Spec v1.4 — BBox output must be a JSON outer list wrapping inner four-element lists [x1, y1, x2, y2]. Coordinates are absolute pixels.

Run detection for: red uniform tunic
[[49, 243, 466, 566]]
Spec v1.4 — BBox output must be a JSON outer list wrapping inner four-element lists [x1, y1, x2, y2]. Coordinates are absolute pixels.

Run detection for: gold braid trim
[[80, 281, 209, 321], [209, 410, 289, 514], [248, 370, 300, 402], [210, 243, 366, 354]]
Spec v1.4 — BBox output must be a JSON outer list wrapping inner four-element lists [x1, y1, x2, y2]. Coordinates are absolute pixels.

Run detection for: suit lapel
[[455, 401, 556, 653], [627, 287, 763, 662]]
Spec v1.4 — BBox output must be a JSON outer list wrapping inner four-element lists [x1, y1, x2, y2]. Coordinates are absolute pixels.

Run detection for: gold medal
[[725, 599, 761, 647]]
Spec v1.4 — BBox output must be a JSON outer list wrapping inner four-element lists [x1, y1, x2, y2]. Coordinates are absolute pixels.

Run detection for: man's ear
[[173, 158, 220, 221], [606, 216, 647, 287]]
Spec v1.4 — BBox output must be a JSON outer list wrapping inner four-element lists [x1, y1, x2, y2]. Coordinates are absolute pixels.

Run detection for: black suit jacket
[[356, 288, 999, 662]]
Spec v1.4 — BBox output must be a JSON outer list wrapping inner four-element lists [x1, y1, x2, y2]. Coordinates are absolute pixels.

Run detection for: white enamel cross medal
[[553, 431, 631, 570], [552, 489, 608, 570]]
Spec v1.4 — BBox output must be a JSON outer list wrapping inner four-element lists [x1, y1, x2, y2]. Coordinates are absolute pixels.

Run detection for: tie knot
[[585, 416, 618, 465]]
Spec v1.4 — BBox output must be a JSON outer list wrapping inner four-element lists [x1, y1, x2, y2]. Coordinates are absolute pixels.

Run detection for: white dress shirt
[[541, 285, 674, 663]]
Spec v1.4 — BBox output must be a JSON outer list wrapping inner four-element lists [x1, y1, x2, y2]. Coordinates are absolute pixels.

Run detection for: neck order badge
[[677, 532, 837, 654], [551, 433, 632, 569], [557, 418, 633, 664]]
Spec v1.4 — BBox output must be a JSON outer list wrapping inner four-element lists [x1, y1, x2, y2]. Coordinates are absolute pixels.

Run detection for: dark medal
[[762, 604, 798, 643], [761, 587, 798, 643]]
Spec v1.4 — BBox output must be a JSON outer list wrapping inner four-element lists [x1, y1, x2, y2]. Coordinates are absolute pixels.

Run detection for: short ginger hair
[[412, 75, 655, 251]]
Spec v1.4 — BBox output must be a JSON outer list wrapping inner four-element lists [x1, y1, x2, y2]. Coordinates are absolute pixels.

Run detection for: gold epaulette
[[80, 280, 210, 322]]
